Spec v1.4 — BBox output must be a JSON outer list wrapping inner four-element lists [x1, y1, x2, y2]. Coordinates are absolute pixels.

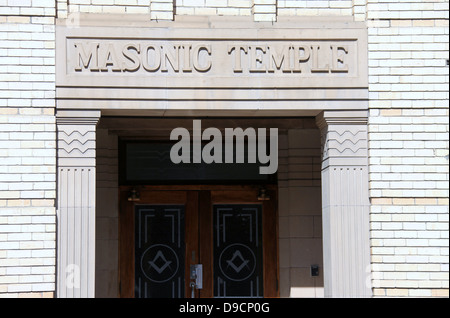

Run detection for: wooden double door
[[119, 185, 278, 298]]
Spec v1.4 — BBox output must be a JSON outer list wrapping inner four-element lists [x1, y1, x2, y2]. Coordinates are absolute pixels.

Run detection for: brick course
[[1, 2, 56, 296], [367, 1, 449, 296]]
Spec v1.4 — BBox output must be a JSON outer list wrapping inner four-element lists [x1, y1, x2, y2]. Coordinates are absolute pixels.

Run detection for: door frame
[[118, 184, 279, 298]]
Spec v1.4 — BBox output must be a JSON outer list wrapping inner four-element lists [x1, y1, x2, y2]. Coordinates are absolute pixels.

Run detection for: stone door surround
[[55, 15, 371, 298]]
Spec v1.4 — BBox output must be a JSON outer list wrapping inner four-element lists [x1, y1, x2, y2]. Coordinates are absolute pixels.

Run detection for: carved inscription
[[72, 41, 351, 75], [228, 44, 348, 73], [74, 43, 212, 73]]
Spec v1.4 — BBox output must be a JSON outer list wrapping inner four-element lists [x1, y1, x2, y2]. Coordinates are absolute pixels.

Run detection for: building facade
[[0, 0, 448, 298]]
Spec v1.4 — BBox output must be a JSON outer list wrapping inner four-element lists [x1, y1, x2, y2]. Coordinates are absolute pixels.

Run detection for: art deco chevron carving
[[322, 127, 368, 160], [56, 111, 100, 167], [58, 128, 96, 158], [316, 111, 368, 165]]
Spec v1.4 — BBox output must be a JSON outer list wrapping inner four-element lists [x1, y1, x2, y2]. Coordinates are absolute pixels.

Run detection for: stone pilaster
[[316, 110, 372, 298], [56, 110, 101, 298]]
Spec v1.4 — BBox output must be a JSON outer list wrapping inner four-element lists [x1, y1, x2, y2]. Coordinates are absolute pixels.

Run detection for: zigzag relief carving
[[321, 127, 368, 159], [58, 148, 96, 158], [328, 139, 367, 154], [59, 130, 95, 144], [58, 139, 95, 153], [329, 130, 366, 140], [58, 127, 96, 158]]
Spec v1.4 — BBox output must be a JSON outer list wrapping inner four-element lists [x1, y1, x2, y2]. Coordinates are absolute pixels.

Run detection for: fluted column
[[316, 110, 372, 298], [56, 110, 101, 298]]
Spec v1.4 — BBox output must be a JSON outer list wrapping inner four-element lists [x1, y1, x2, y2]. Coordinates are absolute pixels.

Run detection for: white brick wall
[[278, 0, 354, 17], [0, 204, 55, 295], [54, 0, 361, 20], [151, 0, 173, 20], [252, 0, 276, 22], [0, 3, 56, 297], [367, 0, 449, 297], [67, 0, 151, 15], [175, 0, 252, 17]]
